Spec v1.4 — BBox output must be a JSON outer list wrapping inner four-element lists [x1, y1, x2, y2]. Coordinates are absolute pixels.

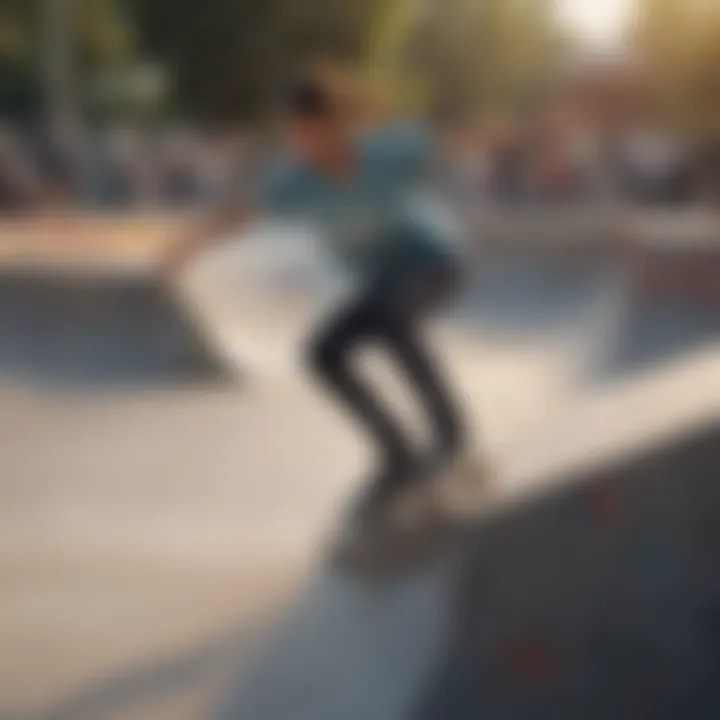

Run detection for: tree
[[633, 0, 720, 133], [405, 0, 566, 119], [0, 0, 42, 117], [128, 0, 392, 121], [0, 0, 133, 120]]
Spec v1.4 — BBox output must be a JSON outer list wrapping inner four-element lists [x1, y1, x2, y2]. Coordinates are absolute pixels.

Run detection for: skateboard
[[329, 453, 496, 576]]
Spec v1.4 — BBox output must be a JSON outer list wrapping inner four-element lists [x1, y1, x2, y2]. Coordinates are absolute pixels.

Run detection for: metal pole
[[42, 0, 76, 134]]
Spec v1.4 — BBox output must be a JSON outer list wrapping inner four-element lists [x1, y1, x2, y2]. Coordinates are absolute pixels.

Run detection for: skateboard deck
[[330, 454, 496, 577]]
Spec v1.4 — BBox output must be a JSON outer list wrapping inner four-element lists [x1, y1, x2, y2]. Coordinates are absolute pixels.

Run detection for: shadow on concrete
[[415, 422, 720, 719]]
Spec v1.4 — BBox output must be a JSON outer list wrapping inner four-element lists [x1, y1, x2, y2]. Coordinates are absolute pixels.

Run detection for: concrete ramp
[[416, 422, 720, 719], [217, 420, 720, 720], [0, 268, 231, 386]]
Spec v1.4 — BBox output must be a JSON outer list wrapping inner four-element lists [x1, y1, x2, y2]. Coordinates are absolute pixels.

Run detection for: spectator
[[0, 125, 42, 211]]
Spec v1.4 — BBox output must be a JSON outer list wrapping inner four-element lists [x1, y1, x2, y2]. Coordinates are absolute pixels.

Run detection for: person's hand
[[159, 236, 198, 283], [158, 204, 250, 283]]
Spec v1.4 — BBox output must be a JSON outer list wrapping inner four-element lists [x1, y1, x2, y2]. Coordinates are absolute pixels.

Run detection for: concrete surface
[[1, 231, 719, 719]]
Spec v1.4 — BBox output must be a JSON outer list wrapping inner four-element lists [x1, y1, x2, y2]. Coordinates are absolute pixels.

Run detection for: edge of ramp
[[0, 263, 237, 386]]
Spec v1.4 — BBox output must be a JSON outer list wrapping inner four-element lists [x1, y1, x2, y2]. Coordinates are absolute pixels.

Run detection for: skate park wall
[[0, 215, 232, 387], [0, 267, 231, 385], [0, 209, 718, 389]]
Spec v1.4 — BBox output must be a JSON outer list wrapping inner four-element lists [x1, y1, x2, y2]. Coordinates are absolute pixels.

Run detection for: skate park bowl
[[0, 215, 233, 387], [180, 209, 720, 390], [0, 267, 234, 386], [1, 209, 719, 719]]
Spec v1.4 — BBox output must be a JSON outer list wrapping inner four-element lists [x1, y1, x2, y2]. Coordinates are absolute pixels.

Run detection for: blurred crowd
[[0, 123, 254, 212], [1, 118, 720, 214], [443, 115, 720, 208]]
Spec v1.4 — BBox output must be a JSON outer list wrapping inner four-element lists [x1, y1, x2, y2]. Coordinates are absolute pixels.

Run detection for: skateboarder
[[165, 68, 472, 526]]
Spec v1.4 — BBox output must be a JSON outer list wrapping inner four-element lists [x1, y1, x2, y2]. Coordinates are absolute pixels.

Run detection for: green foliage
[[0, 0, 567, 123], [72, 0, 134, 71], [129, 0, 390, 120], [0, 0, 133, 118], [634, 0, 720, 133], [0, 0, 35, 63], [405, 0, 564, 119]]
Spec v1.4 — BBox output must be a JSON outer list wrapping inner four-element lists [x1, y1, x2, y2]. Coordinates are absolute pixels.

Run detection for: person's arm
[[162, 154, 298, 279], [161, 198, 257, 280]]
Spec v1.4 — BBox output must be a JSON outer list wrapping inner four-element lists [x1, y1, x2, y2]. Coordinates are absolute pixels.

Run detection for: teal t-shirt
[[258, 122, 461, 277]]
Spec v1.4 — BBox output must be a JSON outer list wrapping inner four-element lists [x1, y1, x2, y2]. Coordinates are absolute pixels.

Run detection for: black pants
[[306, 257, 466, 483]]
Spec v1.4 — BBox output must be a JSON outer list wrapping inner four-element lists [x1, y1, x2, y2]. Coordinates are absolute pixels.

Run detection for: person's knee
[[306, 333, 346, 379], [434, 403, 467, 457]]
